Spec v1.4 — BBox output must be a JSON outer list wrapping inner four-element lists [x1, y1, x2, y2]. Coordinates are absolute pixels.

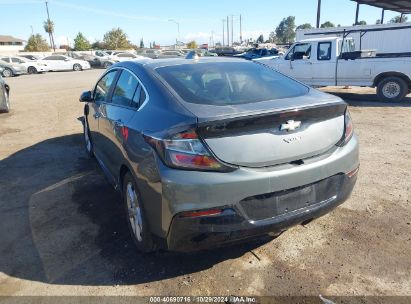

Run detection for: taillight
[[144, 129, 234, 172], [337, 110, 354, 146]]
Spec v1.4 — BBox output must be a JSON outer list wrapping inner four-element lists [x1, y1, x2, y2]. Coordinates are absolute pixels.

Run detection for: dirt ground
[[0, 70, 410, 299]]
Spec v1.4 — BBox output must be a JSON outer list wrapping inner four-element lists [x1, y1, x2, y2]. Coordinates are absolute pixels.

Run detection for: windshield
[[156, 62, 309, 106]]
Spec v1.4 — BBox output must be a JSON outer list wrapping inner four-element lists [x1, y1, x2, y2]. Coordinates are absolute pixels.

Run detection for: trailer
[[296, 23, 411, 55]]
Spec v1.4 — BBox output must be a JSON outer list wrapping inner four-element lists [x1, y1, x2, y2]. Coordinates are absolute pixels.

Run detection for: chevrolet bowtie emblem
[[280, 120, 301, 132]]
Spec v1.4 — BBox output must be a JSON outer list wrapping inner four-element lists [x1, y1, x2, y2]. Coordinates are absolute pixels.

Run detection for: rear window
[[155, 62, 308, 105]]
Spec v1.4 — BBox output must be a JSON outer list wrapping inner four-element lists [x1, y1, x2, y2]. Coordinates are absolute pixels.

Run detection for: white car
[[109, 52, 147, 62], [38, 55, 90, 72], [0, 56, 49, 74]]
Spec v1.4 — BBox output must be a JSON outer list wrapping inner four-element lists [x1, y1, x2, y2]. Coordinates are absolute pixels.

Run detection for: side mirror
[[79, 91, 93, 103], [290, 53, 295, 61]]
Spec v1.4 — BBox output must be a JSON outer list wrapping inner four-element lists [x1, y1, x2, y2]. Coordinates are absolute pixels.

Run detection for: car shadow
[[323, 90, 411, 107], [0, 134, 272, 286]]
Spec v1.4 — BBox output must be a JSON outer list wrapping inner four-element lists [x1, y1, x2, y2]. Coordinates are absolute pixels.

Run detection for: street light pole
[[222, 19, 226, 46], [168, 19, 180, 48]]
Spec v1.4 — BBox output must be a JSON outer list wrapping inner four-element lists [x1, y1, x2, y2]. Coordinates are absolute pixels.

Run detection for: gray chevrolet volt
[[80, 57, 359, 252]]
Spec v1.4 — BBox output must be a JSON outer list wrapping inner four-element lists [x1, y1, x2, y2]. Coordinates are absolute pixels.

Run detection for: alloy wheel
[[2, 69, 12, 77], [126, 182, 143, 242]]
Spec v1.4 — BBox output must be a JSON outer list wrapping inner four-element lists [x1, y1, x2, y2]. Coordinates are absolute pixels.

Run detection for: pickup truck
[[262, 37, 411, 102]]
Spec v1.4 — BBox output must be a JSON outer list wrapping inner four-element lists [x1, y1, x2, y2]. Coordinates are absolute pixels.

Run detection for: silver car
[[0, 74, 10, 112], [0, 59, 27, 77], [80, 58, 359, 252]]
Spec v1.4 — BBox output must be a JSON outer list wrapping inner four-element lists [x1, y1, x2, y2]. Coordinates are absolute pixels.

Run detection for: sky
[[0, 0, 403, 47]]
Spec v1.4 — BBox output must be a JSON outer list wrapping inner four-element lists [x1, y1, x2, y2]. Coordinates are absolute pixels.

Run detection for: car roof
[[299, 37, 342, 43]]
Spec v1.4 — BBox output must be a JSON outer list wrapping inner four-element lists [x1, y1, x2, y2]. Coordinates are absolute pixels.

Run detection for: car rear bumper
[[166, 170, 357, 252], [157, 135, 359, 251]]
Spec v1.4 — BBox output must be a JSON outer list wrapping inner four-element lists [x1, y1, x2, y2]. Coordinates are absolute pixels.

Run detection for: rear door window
[[111, 70, 139, 107], [94, 70, 118, 103]]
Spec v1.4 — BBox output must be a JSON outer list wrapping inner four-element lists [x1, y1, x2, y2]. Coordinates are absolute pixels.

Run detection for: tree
[[43, 19, 56, 51], [356, 20, 367, 25], [390, 15, 408, 23], [256, 34, 264, 43], [275, 16, 296, 44], [73, 32, 91, 51], [103, 28, 132, 50], [296, 23, 313, 30], [186, 40, 197, 49], [268, 31, 276, 43], [24, 34, 49, 52], [376, 19, 382, 24], [91, 41, 107, 50], [139, 38, 144, 48], [320, 21, 335, 28]]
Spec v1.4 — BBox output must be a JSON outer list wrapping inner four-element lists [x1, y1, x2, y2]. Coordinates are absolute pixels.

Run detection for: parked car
[[109, 52, 146, 62], [136, 49, 161, 59], [19, 54, 40, 61], [38, 55, 90, 72], [0, 56, 49, 74], [214, 47, 243, 56], [196, 49, 218, 57], [0, 59, 27, 77], [262, 37, 411, 102], [79, 58, 359, 252], [77, 53, 116, 69], [235, 48, 279, 60], [0, 74, 10, 113], [157, 50, 185, 58]]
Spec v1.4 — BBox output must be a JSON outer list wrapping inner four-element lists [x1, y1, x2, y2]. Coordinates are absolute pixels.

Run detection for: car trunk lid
[[196, 100, 346, 168]]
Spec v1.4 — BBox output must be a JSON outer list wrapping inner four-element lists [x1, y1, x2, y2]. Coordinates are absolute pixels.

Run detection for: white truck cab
[[263, 37, 411, 102]]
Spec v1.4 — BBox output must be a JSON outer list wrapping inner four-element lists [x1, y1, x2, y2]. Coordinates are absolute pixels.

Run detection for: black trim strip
[[197, 103, 347, 138]]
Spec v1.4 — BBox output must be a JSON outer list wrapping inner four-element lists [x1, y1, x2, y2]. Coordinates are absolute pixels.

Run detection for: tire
[[27, 66, 38, 74], [103, 62, 112, 69], [377, 76, 408, 103], [83, 117, 94, 157], [122, 172, 158, 253], [73, 64, 82, 71], [0, 89, 10, 113], [2, 68, 13, 78]]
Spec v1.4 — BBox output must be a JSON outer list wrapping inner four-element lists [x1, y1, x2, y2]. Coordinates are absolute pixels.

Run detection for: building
[[0, 35, 25, 54]]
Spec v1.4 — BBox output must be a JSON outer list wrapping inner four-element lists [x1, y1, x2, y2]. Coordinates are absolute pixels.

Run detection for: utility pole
[[226, 16, 229, 46], [316, 0, 321, 28], [30, 26, 34, 36], [211, 31, 214, 48], [45, 0, 56, 51], [230, 15, 234, 46], [240, 14, 243, 44], [222, 19, 225, 46], [168, 19, 180, 49]]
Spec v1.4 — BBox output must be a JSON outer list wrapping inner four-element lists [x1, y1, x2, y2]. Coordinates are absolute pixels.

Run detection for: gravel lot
[[0, 70, 410, 298]]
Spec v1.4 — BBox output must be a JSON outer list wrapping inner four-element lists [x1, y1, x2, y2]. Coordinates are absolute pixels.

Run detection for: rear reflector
[[346, 166, 359, 178], [180, 209, 223, 218]]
